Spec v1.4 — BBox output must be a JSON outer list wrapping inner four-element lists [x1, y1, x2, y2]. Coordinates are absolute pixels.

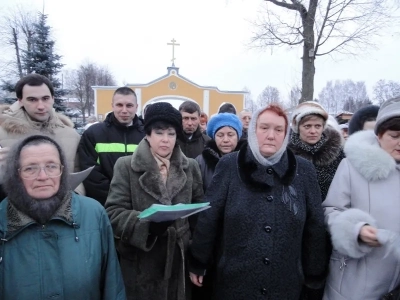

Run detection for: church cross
[[167, 38, 180, 66]]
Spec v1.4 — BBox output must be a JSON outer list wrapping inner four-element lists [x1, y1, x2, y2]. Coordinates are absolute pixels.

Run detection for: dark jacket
[[195, 139, 245, 192], [288, 127, 345, 201], [177, 127, 211, 159], [0, 192, 126, 299], [79, 112, 145, 205], [189, 144, 327, 300], [105, 139, 204, 300]]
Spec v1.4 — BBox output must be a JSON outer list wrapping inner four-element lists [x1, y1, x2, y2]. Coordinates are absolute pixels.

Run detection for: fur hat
[[374, 97, 400, 135], [207, 113, 243, 139], [291, 101, 329, 133], [348, 105, 379, 135], [144, 102, 182, 133]]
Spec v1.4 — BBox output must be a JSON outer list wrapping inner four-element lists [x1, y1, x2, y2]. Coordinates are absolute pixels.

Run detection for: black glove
[[149, 221, 174, 236]]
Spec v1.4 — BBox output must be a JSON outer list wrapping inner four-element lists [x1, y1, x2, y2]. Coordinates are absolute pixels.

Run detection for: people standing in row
[[323, 97, 400, 300], [289, 101, 345, 201], [177, 101, 210, 159], [0, 135, 125, 299], [78, 87, 145, 205], [105, 102, 204, 300], [189, 104, 327, 299], [0, 74, 83, 199]]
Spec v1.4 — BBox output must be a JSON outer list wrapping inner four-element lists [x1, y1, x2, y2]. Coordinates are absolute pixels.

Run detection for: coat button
[[267, 168, 273, 174], [263, 258, 270, 265], [266, 195, 273, 202], [264, 226, 272, 233], [261, 288, 267, 295]]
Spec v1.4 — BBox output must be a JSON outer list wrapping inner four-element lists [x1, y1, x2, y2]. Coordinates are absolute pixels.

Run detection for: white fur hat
[[291, 101, 329, 133]]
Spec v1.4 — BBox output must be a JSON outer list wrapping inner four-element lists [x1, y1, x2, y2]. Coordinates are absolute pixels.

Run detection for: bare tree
[[243, 86, 257, 112], [288, 85, 302, 108], [250, 0, 396, 102], [373, 79, 400, 105], [64, 62, 117, 122], [257, 85, 281, 107], [0, 5, 36, 79]]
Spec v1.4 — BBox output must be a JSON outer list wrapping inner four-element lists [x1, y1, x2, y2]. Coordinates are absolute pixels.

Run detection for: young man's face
[[112, 93, 138, 125], [181, 111, 200, 134], [19, 84, 54, 122]]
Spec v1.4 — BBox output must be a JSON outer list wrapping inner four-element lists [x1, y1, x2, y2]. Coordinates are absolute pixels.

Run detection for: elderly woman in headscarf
[[195, 113, 244, 192], [189, 104, 327, 299], [289, 101, 345, 201], [105, 102, 204, 300], [0, 135, 125, 299], [322, 97, 400, 300]]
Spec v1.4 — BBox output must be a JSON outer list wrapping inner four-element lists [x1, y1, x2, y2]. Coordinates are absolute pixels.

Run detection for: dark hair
[[113, 87, 137, 97], [377, 117, 400, 137], [15, 74, 54, 99], [179, 100, 201, 115], [348, 105, 379, 135], [145, 120, 177, 136], [219, 103, 236, 114]]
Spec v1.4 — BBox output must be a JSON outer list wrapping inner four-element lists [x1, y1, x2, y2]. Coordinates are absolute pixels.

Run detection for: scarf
[[290, 132, 327, 155], [150, 148, 172, 185]]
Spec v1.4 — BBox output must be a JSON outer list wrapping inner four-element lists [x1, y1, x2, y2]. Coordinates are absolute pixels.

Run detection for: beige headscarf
[[150, 147, 172, 185]]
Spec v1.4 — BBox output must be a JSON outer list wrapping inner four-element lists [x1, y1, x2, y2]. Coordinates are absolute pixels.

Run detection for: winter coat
[[195, 139, 245, 192], [79, 112, 145, 205], [322, 130, 400, 300], [105, 139, 204, 300], [177, 127, 211, 159], [0, 192, 126, 300], [289, 126, 345, 201], [189, 144, 327, 300]]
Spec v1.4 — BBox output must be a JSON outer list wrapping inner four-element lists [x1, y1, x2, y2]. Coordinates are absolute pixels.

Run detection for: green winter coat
[[105, 139, 204, 300], [0, 192, 126, 300]]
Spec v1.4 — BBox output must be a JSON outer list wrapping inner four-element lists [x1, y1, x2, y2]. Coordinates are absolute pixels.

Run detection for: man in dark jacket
[[177, 100, 210, 158], [79, 87, 145, 205]]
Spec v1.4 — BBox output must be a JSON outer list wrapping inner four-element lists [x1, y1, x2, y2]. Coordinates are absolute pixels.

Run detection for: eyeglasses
[[19, 163, 64, 179]]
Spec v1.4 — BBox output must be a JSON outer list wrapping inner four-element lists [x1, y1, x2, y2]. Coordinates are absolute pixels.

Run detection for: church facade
[[92, 66, 246, 120]]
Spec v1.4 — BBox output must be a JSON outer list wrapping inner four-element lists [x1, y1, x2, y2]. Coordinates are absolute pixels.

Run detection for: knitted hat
[[348, 105, 379, 135], [144, 102, 182, 133], [291, 101, 329, 133], [374, 97, 400, 135], [207, 113, 243, 139]]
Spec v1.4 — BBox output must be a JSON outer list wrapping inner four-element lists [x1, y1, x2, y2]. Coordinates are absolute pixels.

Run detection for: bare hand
[[189, 272, 204, 287], [359, 225, 381, 247], [0, 147, 9, 163]]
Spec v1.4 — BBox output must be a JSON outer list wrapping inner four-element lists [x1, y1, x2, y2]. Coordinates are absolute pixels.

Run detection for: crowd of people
[[0, 73, 399, 300]]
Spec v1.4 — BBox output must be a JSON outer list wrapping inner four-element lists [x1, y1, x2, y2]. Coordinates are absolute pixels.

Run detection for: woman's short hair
[[299, 114, 326, 126], [262, 104, 289, 132], [377, 117, 400, 137], [144, 120, 177, 136]]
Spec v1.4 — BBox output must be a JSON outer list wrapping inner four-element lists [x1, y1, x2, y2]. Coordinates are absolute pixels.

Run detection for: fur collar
[[237, 143, 297, 190], [6, 193, 73, 237], [202, 139, 245, 170], [0, 104, 74, 135], [289, 126, 343, 167], [344, 130, 397, 181], [131, 139, 190, 205]]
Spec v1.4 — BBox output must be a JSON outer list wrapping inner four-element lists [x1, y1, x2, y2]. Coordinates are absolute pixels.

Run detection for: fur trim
[[289, 126, 344, 167], [291, 101, 329, 134], [330, 208, 376, 258], [344, 130, 396, 181]]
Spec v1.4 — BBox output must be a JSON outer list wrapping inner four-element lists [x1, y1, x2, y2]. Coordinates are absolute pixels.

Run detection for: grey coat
[[323, 130, 400, 300], [190, 144, 327, 299], [105, 139, 204, 300]]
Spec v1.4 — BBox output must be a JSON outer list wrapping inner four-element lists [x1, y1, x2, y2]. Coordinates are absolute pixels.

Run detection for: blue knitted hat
[[207, 113, 243, 139]]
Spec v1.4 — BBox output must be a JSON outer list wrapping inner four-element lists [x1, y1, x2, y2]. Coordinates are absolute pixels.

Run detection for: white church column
[[203, 90, 210, 115], [135, 88, 142, 114]]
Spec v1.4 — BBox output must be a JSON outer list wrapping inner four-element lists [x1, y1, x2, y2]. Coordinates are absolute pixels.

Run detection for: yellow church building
[[92, 65, 246, 121]]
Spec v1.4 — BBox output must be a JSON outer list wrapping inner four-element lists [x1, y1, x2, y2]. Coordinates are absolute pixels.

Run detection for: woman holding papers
[[189, 104, 328, 299], [105, 102, 204, 300]]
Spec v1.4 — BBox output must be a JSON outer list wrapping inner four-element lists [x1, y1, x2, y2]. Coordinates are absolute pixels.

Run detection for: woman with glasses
[[0, 135, 126, 300]]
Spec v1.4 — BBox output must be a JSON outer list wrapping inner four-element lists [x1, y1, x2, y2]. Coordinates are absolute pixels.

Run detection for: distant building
[[92, 65, 246, 120]]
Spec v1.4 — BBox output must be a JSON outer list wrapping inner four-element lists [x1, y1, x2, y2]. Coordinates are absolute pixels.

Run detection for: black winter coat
[[177, 127, 211, 159], [189, 145, 327, 300], [79, 113, 145, 205]]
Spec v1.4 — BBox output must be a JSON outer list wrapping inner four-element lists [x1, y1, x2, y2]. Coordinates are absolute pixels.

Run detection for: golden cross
[[167, 38, 180, 66]]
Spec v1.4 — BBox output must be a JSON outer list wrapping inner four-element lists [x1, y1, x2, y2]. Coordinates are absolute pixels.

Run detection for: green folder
[[138, 202, 211, 222]]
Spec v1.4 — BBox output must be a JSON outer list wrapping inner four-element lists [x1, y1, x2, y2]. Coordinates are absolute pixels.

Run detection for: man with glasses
[[0, 74, 82, 200]]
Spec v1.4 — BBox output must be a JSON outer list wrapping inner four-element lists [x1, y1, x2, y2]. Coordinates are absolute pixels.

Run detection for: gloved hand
[[149, 221, 174, 236]]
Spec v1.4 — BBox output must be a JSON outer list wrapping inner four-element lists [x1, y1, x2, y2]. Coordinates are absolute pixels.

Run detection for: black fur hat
[[144, 102, 183, 133], [348, 105, 380, 135]]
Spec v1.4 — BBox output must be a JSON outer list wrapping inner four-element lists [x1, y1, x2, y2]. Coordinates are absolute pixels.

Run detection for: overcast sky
[[1, 0, 399, 104]]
